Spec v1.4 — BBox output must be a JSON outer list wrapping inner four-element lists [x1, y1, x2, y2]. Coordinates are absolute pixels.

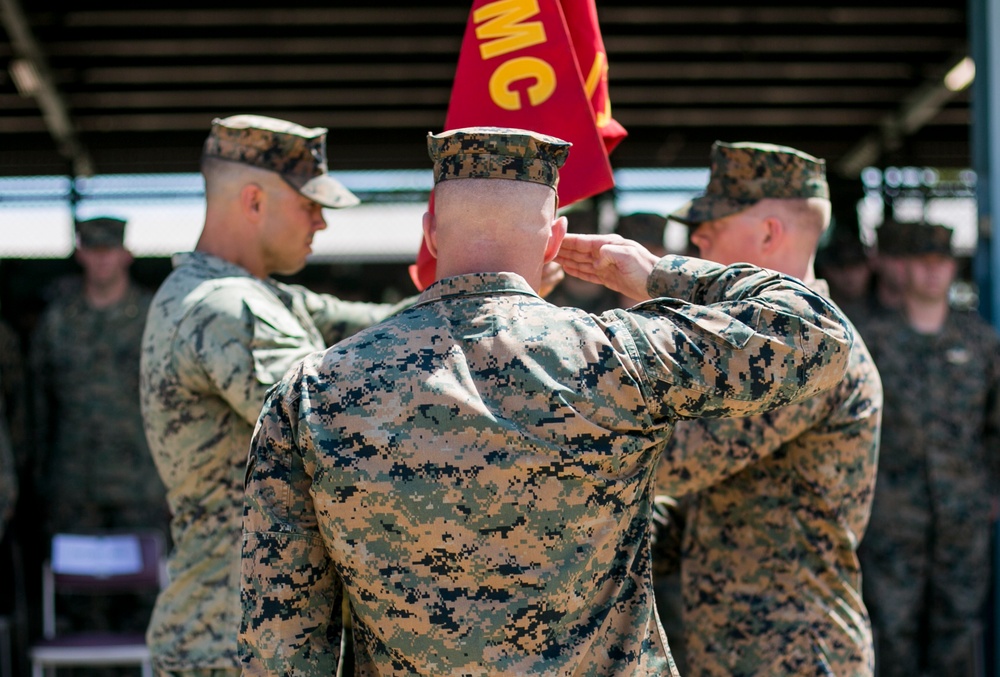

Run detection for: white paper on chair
[[51, 534, 143, 576]]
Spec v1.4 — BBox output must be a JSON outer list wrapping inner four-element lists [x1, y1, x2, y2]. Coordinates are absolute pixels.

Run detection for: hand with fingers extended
[[555, 233, 661, 303]]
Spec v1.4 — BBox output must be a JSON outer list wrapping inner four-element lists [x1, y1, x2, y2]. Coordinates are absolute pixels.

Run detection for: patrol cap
[[202, 114, 359, 209], [670, 141, 829, 226], [615, 212, 667, 249], [75, 217, 126, 249], [875, 219, 917, 257], [427, 126, 571, 188], [910, 222, 954, 257]]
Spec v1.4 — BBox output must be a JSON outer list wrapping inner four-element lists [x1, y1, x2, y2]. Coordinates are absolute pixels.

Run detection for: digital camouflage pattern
[[203, 115, 359, 209], [30, 282, 164, 535], [858, 308, 1000, 677], [76, 216, 127, 248], [428, 127, 571, 188], [240, 256, 854, 677], [141, 251, 409, 673], [655, 281, 882, 677], [669, 141, 829, 226]]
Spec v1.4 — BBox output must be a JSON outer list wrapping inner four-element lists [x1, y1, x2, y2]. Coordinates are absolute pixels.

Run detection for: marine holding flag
[[410, 0, 626, 290]]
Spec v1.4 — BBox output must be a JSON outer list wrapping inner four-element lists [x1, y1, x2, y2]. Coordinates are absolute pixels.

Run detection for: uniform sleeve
[[655, 398, 826, 497], [296, 284, 415, 345], [175, 288, 323, 426], [240, 372, 342, 676], [625, 255, 851, 421]]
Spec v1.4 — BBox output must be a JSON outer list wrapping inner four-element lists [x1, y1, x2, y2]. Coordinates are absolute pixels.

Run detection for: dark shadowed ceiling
[[0, 1, 971, 179]]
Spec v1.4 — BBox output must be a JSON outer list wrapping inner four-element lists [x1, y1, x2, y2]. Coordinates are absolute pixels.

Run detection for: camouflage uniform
[[29, 218, 164, 642], [660, 141, 882, 676], [30, 219, 164, 537], [140, 115, 406, 675], [656, 285, 880, 677], [857, 224, 1000, 677], [240, 128, 853, 677]]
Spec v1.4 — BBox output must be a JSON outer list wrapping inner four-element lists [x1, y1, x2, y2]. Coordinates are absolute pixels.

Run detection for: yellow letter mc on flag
[[409, 0, 627, 290]]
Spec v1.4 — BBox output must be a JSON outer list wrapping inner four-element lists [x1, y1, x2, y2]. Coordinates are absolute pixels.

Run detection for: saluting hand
[[555, 233, 660, 303]]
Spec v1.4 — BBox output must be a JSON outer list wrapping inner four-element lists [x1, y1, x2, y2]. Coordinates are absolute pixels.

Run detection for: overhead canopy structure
[[0, 1, 971, 178]]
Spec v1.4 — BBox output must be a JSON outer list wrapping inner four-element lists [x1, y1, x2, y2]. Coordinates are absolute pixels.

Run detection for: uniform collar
[[416, 272, 541, 306], [173, 250, 256, 281]]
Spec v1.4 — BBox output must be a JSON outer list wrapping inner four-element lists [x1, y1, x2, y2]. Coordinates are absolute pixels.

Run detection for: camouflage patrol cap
[[614, 212, 667, 249], [670, 141, 829, 226], [875, 219, 917, 257], [203, 114, 359, 209], [910, 222, 954, 257], [427, 127, 571, 188], [75, 217, 126, 249]]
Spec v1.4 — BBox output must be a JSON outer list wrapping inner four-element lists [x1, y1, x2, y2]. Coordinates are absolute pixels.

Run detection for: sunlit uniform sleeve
[[627, 255, 852, 422]]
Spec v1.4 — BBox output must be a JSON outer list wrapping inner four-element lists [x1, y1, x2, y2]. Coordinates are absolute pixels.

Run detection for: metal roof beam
[[0, 0, 93, 176]]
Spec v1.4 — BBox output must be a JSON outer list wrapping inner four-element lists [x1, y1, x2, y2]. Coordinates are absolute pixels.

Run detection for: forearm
[[640, 256, 851, 416]]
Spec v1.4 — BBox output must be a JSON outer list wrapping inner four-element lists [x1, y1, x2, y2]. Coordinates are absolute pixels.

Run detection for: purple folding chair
[[29, 532, 167, 677]]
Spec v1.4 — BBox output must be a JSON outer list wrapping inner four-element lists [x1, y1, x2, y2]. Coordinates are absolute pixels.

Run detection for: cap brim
[[296, 174, 360, 209], [668, 194, 754, 226]]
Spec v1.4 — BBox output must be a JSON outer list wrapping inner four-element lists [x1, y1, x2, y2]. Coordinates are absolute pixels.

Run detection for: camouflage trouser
[[157, 670, 240, 677], [860, 483, 991, 677]]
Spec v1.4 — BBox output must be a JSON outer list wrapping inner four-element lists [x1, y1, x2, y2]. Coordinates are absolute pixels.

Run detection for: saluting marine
[[240, 127, 854, 676]]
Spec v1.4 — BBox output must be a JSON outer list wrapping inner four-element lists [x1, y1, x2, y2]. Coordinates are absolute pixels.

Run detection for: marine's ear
[[760, 215, 786, 255], [240, 183, 265, 223], [422, 210, 439, 259], [543, 215, 568, 263]]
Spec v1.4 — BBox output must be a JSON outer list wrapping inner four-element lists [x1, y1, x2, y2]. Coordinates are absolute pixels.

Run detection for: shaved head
[[202, 156, 284, 200], [749, 197, 831, 238], [426, 178, 565, 287], [434, 178, 557, 235]]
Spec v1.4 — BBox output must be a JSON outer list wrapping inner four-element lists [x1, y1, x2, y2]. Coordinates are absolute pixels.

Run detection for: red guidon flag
[[409, 0, 627, 290]]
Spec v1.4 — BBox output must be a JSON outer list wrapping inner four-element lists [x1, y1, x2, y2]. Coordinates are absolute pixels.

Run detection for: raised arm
[[560, 234, 852, 421]]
